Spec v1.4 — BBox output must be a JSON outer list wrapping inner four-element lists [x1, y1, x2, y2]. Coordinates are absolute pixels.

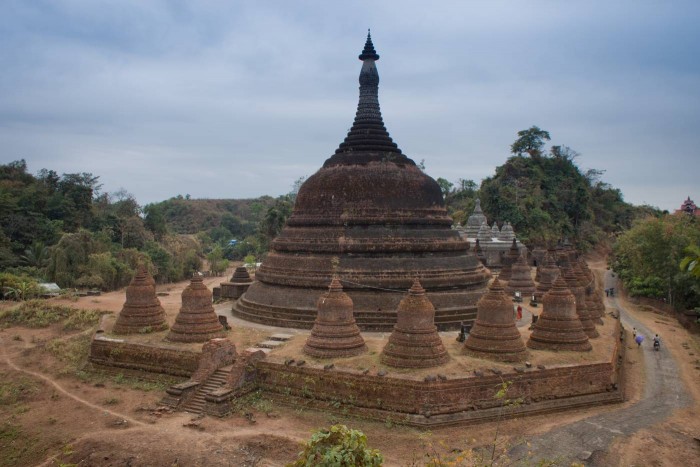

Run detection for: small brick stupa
[[113, 265, 168, 334], [498, 239, 520, 282], [562, 265, 599, 339], [474, 238, 487, 266], [527, 277, 592, 351], [220, 266, 253, 300], [167, 274, 225, 343], [381, 279, 450, 368], [464, 278, 526, 362], [534, 250, 560, 300], [303, 277, 367, 359], [579, 258, 606, 322], [505, 254, 536, 297]]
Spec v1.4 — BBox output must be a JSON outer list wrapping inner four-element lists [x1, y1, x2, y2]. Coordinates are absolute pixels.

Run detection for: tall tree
[[510, 126, 551, 157]]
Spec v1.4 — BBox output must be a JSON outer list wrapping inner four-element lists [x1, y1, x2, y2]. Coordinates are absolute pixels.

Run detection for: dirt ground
[[0, 262, 699, 466]]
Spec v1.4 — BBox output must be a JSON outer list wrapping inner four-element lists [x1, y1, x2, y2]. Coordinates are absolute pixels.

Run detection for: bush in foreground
[[290, 424, 383, 467]]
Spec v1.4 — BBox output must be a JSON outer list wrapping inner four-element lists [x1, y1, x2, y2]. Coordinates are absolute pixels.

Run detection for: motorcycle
[[653, 340, 660, 351]]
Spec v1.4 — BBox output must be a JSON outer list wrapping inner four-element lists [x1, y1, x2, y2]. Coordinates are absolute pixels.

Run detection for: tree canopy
[[442, 128, 654, 249]]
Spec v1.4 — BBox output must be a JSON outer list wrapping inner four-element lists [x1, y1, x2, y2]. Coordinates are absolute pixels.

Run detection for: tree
[[143, 204, 168, 240], [436, 177, 454, 199], [613, 214, 700, 309], [57, 172, 101, 230], [681, 244, 700, 279], [510, 126, 551, 157], [21, 241, 49, 269], [258, 196, 293, 251], [290, 425, 382, 467], [289, 175, 307, 201], [206, 245, 228, 276]]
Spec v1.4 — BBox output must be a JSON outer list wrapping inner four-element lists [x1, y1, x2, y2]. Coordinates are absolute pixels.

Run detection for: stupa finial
[[359, 29, 380, 61]]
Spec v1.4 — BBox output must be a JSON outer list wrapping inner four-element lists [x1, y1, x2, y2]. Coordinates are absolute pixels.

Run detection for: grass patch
[[110, 373, 179, 392], [0, 422, 39, 466], [45, 334, 92, 374], [229, 389, 276, 415], [0, 300, 109, 329], [0, 374, 39, 406]]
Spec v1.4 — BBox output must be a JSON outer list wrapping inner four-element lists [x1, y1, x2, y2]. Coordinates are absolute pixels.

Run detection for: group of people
[[633, 327, 661, 349]]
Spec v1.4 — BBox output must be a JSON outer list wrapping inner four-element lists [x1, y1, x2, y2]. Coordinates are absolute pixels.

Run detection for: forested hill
[[148, 196, 276, 236], [440, 127, 660, 249], [0, 159, 292, 296]]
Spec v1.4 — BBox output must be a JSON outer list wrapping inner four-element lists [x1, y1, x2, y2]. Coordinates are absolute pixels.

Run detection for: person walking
[[635, 334, 644, 347]]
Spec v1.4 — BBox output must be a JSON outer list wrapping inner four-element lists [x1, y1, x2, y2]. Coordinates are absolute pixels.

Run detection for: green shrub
[[290, 424, 383, 467], [0, 272, 41, 301]]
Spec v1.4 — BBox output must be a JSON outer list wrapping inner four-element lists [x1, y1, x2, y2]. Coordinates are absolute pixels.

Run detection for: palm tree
[[21, 241, 49, 269], [680, 244, 700, 278]]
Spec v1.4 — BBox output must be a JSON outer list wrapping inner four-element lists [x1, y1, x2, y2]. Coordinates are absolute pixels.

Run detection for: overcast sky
[[1, 1, 698, 211]]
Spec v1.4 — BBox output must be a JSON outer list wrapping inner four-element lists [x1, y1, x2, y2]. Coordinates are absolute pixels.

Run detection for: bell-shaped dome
[[113, 265, 168, 334], [167, 274, 225, 343], [528, 277, 592, 352], [380, 279, 450, 368], [465, 278, 527, 362], [234, 33, 489, 331], [303, 277, 367, 358]]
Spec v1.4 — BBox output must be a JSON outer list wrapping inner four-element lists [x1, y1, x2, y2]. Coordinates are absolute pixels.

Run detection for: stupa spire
[[358, 30, 379, 60], [327, 31, 406, 164]]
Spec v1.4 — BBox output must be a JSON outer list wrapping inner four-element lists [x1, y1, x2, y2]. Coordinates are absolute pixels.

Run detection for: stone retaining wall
[[255, 322, 624, 426], [89, 335, 200, 377]]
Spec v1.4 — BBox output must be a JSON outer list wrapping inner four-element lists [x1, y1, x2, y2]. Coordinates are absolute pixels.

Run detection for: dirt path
[[0, 335, 147, 428], [511, 270, 694, 465]]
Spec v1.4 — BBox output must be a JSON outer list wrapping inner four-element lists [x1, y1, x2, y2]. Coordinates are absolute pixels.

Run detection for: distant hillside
[[149, 196, 277, 237]]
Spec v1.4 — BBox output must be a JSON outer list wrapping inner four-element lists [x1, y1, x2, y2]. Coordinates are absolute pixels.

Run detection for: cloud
[[1, 1, 699, 211]]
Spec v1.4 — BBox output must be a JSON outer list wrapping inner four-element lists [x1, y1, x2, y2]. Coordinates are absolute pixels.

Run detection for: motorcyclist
[[653, 334, 661, 350]]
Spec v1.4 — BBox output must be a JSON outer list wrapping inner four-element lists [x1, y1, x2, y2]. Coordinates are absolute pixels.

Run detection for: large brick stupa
[[233, 32, 490, 331]]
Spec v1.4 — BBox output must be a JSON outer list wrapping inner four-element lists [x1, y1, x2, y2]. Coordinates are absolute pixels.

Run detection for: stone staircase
[[182, 365, 232, 414]]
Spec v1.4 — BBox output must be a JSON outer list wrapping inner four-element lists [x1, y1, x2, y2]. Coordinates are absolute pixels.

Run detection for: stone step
[[245, 347, 272, 355], [269, 333, 295, 341], [257, 340, 285, 349]]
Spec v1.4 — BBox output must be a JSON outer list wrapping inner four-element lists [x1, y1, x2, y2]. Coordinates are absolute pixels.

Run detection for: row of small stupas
[[303, 277, 450, 368], [454, 199, 527, 270], [110, 239, 605, 369], [112, 265, 227, 343], [302, 241, 607, 367]]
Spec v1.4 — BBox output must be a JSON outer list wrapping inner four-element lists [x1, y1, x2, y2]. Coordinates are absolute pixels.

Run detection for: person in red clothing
[[516, 305, 523, 320]]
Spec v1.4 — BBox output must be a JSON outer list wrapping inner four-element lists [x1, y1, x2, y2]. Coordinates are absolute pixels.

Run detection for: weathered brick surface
[[89, 336, 199, 377], [256, 323, 623, 426], [113, 265, 168, 334], [303, 278, 367, 358], [464, 277, 527, 362], [233, 34, 490, 331], [528, 276, 592, 351], [381, 279, 449, 368], [167, 275, 225, 343]]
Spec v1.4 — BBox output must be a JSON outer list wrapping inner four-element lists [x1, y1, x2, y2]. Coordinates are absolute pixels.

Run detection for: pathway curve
[[0, 336, 147, 427], [511, 270, 692, 465]]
